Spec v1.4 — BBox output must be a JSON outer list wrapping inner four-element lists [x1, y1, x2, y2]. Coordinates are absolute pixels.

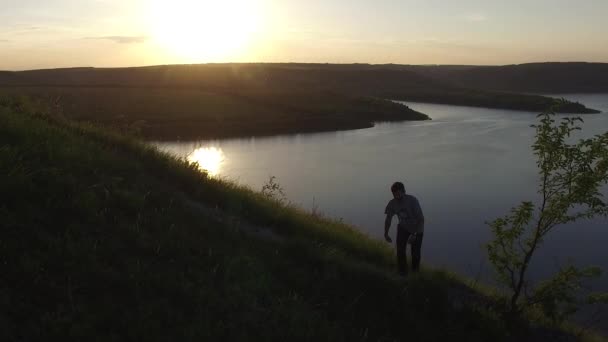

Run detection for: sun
[[147, 0, 263, 62]]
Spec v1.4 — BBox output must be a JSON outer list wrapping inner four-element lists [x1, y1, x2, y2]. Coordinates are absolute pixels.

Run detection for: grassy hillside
[[1, 97, 604, 341]]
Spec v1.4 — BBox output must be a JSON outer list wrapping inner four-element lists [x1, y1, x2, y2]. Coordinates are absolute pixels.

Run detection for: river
[[155, 94, 608, 291]]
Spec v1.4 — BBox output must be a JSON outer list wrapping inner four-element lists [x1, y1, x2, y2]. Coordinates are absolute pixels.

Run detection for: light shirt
[[385, 194, 424, 233]]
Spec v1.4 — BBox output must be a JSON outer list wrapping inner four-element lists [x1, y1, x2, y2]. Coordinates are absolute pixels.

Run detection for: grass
[[1, 96, 605, 341]]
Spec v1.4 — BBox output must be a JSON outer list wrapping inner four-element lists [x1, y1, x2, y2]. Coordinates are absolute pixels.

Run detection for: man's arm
[[384, 214, 393, 242], [414, 198, 425, 228]]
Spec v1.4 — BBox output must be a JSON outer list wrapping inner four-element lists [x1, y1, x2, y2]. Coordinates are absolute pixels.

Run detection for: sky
[[1, 0, 607, 70]]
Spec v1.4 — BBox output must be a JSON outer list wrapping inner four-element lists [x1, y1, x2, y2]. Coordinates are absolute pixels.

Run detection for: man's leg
[[396, 226, 410, 276], [411, 233, 424, 272]]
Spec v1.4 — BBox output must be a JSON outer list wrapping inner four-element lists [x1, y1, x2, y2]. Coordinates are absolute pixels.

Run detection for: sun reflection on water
[[187, 146, 225, 176]]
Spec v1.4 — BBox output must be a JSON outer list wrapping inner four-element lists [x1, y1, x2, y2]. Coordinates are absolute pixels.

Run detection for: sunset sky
[[1, 0, 607, 70]]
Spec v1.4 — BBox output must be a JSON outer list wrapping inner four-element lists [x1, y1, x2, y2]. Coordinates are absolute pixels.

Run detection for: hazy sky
[[1, 0, 607, 70]]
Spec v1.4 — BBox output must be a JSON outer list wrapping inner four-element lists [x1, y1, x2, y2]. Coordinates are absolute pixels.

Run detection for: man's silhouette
[[384, 182, 425, 276]]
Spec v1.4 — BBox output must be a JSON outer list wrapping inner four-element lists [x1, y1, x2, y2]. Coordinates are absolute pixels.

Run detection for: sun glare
[[188, 146, 225, 176], [147, 0, 263, 62]]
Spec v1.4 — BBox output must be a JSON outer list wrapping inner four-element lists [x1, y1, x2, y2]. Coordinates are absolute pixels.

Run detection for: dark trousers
[[396, 226, 423, 275]]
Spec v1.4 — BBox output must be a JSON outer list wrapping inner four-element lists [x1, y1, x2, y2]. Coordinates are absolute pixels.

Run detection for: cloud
[[2, 25, 45, 35], [465, 13, 488, 22], [86, 35, 148, 44], [369, 37, 499, 52]]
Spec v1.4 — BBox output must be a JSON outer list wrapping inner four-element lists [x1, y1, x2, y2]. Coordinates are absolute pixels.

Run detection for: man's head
[[391, 182, 406, 199]]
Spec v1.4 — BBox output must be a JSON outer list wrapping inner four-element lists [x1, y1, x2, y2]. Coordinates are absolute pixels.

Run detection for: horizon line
[[2, 60, 607, 72]]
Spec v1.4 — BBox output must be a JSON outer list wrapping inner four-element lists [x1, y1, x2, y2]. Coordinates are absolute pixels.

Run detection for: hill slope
[[403, 62, 608, 94], [0, 97, 603, 341]]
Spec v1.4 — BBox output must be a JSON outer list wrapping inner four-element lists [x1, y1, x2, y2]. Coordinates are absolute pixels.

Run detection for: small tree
[[487, 107, 608, 322], [261, 175, 287, 203]]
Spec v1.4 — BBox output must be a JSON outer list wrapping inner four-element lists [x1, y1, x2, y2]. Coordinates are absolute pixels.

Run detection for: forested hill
[[402, 62, 608, 93], [0, 63, 601, 114]]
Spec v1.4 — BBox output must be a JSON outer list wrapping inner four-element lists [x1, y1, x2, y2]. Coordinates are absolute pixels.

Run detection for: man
[[384, 182, 425, 276]]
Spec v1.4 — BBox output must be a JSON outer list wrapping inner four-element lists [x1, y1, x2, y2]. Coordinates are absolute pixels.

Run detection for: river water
[[155, 94, 608, 290]]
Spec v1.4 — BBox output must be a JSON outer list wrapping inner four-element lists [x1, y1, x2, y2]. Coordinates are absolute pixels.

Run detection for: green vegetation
[[487, 105, 608, 323], [380, 88, 598, 114], [0, 86, 428, 141], [1, 97, 605, 341], [0, 63, 601, 141]]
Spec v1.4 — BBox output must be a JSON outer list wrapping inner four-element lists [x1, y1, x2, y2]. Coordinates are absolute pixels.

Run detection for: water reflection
[[187, 146, 225, 176]]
